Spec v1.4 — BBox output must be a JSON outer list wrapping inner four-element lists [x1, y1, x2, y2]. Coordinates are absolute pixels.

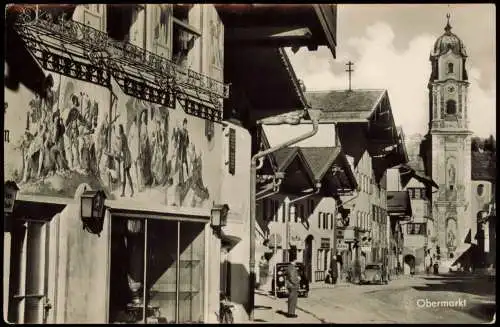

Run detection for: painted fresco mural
[[110, 78, 220, 208], [4, 71, 112, 198], [5, 71, 221, 208]]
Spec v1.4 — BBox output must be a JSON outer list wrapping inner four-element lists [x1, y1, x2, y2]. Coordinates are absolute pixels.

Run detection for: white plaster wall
[[219, 121, 251, 321]]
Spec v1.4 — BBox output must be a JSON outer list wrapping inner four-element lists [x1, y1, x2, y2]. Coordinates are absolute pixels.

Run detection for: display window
[[108, 217, 206, 324]]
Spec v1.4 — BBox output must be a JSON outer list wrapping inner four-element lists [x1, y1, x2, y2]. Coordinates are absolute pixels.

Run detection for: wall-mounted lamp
[[211, 204, 230, 228], [4, 180, 19, 216], [80, 190, 107, 236]]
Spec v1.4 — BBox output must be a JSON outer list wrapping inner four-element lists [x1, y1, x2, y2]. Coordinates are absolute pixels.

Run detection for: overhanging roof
[[225, 47, 306, 116], [215, 4, 337, 57]]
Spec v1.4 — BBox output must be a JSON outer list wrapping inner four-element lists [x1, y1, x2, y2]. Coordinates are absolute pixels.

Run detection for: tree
[[483, 135, 496, 153], [471, 136, 483, 152]]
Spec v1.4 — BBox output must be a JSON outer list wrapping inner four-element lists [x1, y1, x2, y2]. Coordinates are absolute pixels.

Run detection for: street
[[253, 273, 496, 324]]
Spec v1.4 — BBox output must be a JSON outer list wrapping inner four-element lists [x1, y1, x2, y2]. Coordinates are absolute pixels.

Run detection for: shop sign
[[290, 234, 303, 246], [336, 241, 349, 251], [344, 227, 355, 241]]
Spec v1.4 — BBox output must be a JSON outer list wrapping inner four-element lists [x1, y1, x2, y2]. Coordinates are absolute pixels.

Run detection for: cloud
[[286, 22, 496, 138]]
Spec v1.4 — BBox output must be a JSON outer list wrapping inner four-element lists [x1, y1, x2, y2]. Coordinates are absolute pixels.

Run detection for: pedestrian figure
[[118, 124, 134, 197], [285, 251, 299, 318]]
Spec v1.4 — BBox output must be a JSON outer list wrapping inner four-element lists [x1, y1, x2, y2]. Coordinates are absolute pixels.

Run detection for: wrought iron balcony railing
[[14, 6, 230, 112]]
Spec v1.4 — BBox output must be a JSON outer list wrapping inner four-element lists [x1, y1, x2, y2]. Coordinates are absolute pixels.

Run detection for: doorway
[[403, 254, 416, 275]]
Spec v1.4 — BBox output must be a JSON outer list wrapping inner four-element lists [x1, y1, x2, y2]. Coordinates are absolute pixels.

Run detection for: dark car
[[271, 262, 309, 298], [361, 263, 390, 285]]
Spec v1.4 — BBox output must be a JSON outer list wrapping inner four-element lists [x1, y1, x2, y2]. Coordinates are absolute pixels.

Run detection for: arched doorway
[[403, 254, 416, 275], [304, 235, 314, 282]]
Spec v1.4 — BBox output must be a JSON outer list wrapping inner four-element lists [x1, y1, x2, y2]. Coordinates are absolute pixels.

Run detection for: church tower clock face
[[426, 13, 472, 264]]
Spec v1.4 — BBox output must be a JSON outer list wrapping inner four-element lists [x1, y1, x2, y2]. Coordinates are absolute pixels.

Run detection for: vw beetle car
[[271, 262, 309, 298], [361, 263, 389, 285]]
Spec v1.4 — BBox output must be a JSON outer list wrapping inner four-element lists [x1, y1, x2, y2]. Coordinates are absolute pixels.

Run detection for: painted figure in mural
[[128, 115, 140, 191], [64, 95, 82, 169], [138, 110, 153, 189], [173, 118, 190, 185], [47, 113, 69, 175], [118, 124, 134, 197], [210, 17, 222, 68], [151, 108, 170, 186], [189, 147, 210, 207], [21, 123, 47, 183]]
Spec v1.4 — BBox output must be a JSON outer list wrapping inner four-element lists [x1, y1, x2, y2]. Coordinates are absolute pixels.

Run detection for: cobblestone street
[[252, 273, 495, 324]]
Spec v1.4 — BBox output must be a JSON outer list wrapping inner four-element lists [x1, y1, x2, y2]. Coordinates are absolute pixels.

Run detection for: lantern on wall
[[211, 204, 230, 228], [80, 190, 107, 236], [4, 180, 19, 216]]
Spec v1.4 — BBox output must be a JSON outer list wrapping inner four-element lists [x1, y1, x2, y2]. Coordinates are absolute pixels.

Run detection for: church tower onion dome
[[431, 14, 467, 58]]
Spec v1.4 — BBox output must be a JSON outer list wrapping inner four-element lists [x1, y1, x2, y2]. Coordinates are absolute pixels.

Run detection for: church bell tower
[[427, 14, 473, 262]]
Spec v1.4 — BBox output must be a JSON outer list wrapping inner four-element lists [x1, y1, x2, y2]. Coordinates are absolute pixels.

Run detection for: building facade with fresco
[[5, 4, 229, 324], [4, 3, 338, 324]]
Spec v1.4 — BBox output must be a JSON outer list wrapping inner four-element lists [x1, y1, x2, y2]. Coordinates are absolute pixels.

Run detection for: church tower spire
[[425, 12, 473, 266]]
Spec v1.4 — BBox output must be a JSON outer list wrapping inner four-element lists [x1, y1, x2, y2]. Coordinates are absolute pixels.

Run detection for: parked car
[[361, 263, 389, 285], [271, 262, 309, 298]]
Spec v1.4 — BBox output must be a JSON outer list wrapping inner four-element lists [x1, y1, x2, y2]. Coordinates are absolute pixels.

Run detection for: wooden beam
[[226, 26, 314, 45]]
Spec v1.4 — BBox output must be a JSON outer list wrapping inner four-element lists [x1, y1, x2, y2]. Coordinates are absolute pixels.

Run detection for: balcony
[[10, 5, 230, 120]]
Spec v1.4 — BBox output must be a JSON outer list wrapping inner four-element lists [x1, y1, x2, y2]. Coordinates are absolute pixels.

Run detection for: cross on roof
[[345, 61, 354, 91]]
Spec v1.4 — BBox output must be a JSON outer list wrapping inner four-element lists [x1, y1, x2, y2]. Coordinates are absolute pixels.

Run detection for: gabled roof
[[471, 151, 496, 182], [299, 147, 341, 181], [273, 147, 300, 172], [304, 89, 386, 121], [387, 191, 412, 216]]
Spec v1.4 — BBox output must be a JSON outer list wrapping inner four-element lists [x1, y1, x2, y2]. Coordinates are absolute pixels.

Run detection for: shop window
[[172, 5, 201, 66], [446, 100, 457, 115], [109, 218, 205, 324], [8, 221, 50, 323]]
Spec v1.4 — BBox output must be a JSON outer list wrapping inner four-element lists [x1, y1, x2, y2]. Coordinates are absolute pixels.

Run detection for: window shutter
[[228, 128, 236, 175]]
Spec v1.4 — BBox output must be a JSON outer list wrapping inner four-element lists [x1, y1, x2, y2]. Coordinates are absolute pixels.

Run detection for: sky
[[285, 4, 496, 138]]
